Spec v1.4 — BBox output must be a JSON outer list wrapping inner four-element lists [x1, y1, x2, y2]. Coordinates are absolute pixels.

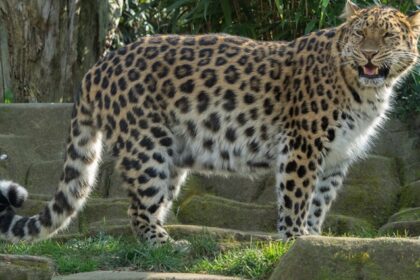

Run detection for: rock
[[331, 181, 399, 228], [378, 221, 420, 236], [323, 214, 375, 236], [71, 224, 276, 243], [372, 115, 420, 158], [167, 225, 277, 242], [399, 180, 420, 208], [0, 104, 72, 185], [372, 115, 420, 184], [177, 194, 277, 231], [269, 236, 420, 280], [178, 155, 402, 230], [53, 271, 241, 280], [78, 198, 130, 232], [254, 175, 277, 204], [79, 198, 178, 233], [388, 207, 420, 223], [345, 155, 400, 186], [331, 158, 401, 227], [93, 155, 124, 199], [0, 254, 56, 280], [181, 173, 266, 203], [25, 160, 63, 195]]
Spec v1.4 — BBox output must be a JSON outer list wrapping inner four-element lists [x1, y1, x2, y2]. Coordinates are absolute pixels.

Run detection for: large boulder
[[269, 236, 420, 280], [0, 254, 56, 280]]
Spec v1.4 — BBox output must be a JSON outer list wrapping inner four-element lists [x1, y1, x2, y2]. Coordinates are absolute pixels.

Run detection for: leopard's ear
[[408, 10, 420, 37], [340, 0, 360, 20]]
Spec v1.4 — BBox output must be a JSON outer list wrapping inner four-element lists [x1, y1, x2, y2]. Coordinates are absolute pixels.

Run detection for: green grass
[[0, 232, 292, 279]]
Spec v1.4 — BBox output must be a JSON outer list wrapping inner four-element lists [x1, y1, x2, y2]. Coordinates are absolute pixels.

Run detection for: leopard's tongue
[[363, 65, 379, 76]]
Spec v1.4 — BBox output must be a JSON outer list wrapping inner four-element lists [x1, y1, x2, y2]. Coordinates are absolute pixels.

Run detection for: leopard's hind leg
[[114, 125, 188, 246]]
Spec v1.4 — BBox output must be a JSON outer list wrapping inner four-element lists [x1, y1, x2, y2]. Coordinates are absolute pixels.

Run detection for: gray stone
[[181, 173, 266, 203], [178, 155, 402, 229], [331, 157, 401, 228], [53, 271, 241, 280], [0, 254, 56, 280], [345, 155, 400, 186], [269, 236, 420, 280], [330, 181, 399, 228], [73, 224, 276, 243], [323, 214, 375, 236], [80, 199, 178, 234], [93, 155, 124, 198], [372, 115, 420, 184], [25, 160, 63, 195], [388, 207, 420, 223], [399, 180, 420, 208], [372, 115, 420, 158], [0, 104, 71, 198], [378, 221, 420, 236], [177, 194, 277, 231], [78, 198, 130, 232], [167, 224, 277, 242]]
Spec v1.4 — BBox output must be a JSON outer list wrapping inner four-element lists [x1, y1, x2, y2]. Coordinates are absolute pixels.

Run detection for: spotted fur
[[1, 2, 419, 244]]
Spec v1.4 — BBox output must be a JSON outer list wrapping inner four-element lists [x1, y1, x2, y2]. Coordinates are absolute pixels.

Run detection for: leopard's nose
[[361, 50, 379, 60]]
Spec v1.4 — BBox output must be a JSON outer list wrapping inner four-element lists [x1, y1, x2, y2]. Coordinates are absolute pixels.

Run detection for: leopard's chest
[[323, 92, 391, 169]]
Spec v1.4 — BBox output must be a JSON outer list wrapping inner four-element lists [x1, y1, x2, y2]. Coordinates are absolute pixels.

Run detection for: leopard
[[1, 1, 419, 246]]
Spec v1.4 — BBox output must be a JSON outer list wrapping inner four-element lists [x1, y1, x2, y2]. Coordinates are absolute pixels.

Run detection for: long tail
[[0, 95, 102, 242]]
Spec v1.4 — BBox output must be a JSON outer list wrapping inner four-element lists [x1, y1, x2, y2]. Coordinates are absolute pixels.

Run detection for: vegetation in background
[[113, 0, 419, 119], [3, 88, 13, 104], [0, 233, 291, 279]]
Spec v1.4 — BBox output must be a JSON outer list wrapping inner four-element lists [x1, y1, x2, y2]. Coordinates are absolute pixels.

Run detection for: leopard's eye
[[354, 30, 364, 38], [383, 32, 396, 38]]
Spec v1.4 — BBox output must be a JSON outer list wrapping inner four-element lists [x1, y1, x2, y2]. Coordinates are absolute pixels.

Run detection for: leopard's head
[[340, 0, 420, 88]]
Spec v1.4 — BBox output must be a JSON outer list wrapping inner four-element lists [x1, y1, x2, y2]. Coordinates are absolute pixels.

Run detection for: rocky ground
[[0, 104, 419, 279]]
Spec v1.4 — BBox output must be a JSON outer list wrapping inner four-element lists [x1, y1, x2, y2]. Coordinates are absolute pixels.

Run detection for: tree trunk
[[0, 0, 123, 103]]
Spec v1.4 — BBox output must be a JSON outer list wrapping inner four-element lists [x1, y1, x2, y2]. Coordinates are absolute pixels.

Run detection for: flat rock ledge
[[269, 236, 420, 280], [53, 271, 242, 280], [54, 224, 277, 243], [0, 254, 56, 280]]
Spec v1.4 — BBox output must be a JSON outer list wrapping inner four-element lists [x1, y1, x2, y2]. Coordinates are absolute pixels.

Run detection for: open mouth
[[358, 62, 389, 79]]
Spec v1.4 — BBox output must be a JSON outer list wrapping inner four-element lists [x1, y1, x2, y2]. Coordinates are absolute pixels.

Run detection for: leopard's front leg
[[275, 141, 321, 240], [307, 163, 349, 234]]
